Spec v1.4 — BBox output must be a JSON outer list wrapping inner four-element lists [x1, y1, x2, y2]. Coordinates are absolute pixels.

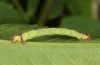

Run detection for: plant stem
[[38, 0, 55, 27]]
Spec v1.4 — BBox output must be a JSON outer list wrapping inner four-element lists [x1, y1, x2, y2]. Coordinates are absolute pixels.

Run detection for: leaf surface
[[0, 40, 100, 65]]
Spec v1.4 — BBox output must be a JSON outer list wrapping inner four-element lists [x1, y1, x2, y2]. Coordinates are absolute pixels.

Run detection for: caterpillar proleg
[[12, 28, 90, 44]]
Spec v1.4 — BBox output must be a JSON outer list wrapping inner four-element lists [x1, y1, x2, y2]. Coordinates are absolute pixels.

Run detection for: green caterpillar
[[12, 28, 90, 44]]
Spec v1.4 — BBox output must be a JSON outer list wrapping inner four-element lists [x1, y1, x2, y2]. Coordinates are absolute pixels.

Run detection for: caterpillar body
[[12, 28, 90, 44]]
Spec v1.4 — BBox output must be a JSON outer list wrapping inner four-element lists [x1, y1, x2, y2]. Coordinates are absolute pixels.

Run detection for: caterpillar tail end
[[11, 34, 24, 44]]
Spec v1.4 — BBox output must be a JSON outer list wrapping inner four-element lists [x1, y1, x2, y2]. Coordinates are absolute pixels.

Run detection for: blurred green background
[[0, 0, 100, 37]]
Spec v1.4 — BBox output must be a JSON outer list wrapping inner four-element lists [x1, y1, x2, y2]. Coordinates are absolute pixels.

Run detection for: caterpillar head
[[12, 34, 24, 44], [81, 33, 90, 40]]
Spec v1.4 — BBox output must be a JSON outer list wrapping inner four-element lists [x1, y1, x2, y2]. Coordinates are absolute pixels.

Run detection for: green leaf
[[0, 24, 40, 40], [0, 24, 100, 43], [0, 2, 24, 24], [0, 40, 100, 65], [64, 0, 91, 16], [60, 16, 100, 36], [0, 24, 100, 65], [27, 0, 40, 18]]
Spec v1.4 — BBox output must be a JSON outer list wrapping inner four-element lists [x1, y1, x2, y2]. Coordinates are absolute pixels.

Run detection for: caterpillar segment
[[11, 28, 90, 44]]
